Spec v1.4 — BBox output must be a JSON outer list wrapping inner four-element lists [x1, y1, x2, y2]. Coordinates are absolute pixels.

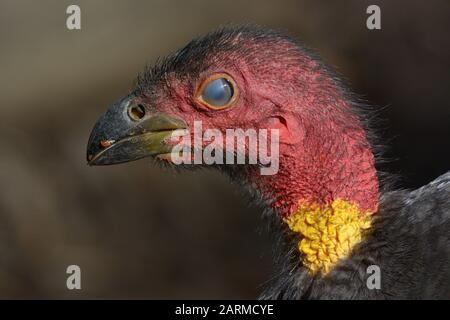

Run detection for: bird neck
[[248, 117, 379, 274], [257, 134, 379, 216]]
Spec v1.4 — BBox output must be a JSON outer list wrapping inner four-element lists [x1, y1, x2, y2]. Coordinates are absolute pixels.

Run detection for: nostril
[[128, 103, 146, 121], [100, 139, 115, 148]]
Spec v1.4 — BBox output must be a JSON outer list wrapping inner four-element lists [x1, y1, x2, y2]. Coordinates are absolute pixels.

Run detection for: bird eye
[[197, 74, 237, 109]]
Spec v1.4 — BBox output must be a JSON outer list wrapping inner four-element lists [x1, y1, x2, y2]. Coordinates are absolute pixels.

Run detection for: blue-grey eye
[[200, 77, 234, 108]]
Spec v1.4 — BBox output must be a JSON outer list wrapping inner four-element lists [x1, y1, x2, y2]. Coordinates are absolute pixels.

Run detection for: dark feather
[[262, 171, 450, 299]]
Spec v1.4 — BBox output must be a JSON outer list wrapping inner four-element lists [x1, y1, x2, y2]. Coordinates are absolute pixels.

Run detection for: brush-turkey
[[86, 26, 450, 299]]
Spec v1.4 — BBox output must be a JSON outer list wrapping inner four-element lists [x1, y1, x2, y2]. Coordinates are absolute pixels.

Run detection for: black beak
[[86, 96, 186, 166]]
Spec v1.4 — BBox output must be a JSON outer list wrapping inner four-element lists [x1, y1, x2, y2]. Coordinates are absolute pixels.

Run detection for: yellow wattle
[[284, 199, 373, 274]]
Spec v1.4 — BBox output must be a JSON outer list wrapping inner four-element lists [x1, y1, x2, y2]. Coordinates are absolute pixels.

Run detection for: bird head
[[87, 26, 380, 273], [87, 27, 299, 167]]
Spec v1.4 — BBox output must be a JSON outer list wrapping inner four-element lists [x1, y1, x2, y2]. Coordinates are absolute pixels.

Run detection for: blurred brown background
[[0, 0, 449, 298]]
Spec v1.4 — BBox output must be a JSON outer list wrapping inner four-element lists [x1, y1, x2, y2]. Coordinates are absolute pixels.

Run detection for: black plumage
[[262, 172, 450, 299]]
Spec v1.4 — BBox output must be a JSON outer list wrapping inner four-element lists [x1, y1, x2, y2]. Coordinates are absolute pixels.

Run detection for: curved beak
[[86, 96, 186, 166]]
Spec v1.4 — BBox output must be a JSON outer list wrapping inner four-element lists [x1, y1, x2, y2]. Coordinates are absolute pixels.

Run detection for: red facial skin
[[136, 37, 379, 218]]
